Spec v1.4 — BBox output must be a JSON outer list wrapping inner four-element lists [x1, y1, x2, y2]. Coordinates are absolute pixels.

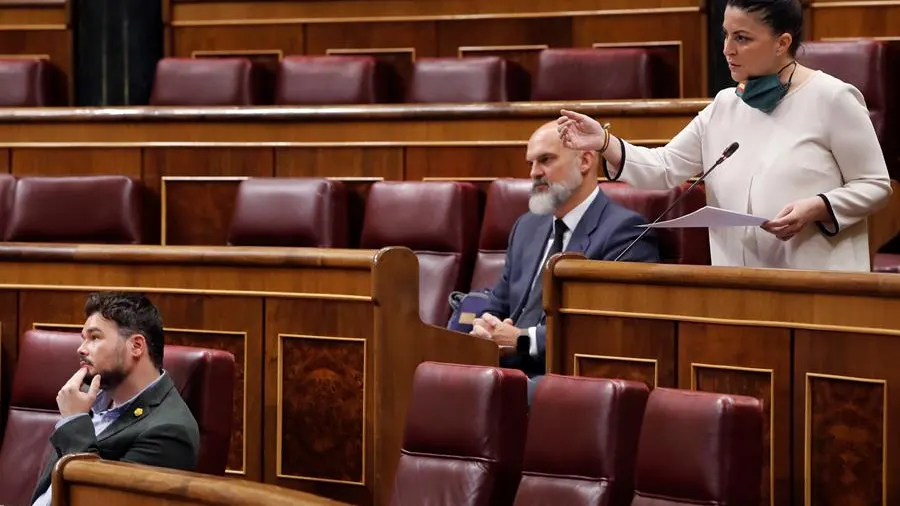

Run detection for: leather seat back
[[407, 56, 529, 103], [472, 179, 532, 290], [150, 57, 263, 106], [515, 375, 649, 506], [532, 48, 678, 101], [5, 176, 142, 244], [227, 178, 349, 247], [390, 362, 528, 506], [360, 182, 481, 325], [601, 182, 710, 265], [163, 345, 236, 475], [630, 388, 764, 506], [0, 59, 57, 106], [275, 55, 390, 105]]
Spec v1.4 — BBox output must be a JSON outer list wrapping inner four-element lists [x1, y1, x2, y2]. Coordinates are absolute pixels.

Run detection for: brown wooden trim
[[0, 100, 711, 123], [0, 243, 380, 268], [169, 6, 703, 26], [0, 23, 65, 29], [0, 0, 64, 5], [810, 0, 900, 7], [552, 259, 900, 297]]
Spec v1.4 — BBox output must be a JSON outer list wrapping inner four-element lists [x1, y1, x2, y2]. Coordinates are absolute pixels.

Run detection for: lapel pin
[[134, 408, 144, 417]]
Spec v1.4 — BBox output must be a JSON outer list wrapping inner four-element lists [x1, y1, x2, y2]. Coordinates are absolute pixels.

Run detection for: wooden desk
[[0, 243, 497, 506], [546, 258, 900, 506], [52, 454, 349, 506]]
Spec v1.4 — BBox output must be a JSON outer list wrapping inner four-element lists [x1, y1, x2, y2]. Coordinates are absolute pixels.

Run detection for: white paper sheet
[[638, 206, 768, 228]]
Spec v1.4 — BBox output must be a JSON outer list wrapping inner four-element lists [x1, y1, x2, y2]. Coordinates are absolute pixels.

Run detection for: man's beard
[[82, 359, 128, 390], [528, 162, 584, 215], [84, 368, 127, 390]]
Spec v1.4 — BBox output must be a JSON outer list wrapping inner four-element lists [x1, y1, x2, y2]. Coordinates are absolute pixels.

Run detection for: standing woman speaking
[[557, 0, 891, 272]]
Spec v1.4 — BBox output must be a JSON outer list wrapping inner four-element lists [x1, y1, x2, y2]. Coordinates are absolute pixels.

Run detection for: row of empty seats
[[392, 361, 764, 506], [1, 40, 895, 111], [150, 49, 679, 105], [0, 175, 709, 325], [0, 49, 679, 107], [0, 329, 236, 506], [230, 177, 710, 325]]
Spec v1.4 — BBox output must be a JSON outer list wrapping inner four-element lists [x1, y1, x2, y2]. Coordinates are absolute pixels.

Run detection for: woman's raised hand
[[557, 109, 607, 150]]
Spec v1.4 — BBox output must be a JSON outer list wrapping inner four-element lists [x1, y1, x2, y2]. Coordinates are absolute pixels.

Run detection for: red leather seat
[[5, 176, 142, 244], [275, 55, 390, 105], [227, 178, 349, 247], [515, 375, 650, 506], [406, 56, 529, 103], [0, 59, 57, 107], [602, 182, 710, 265], [532, 48, 678, 101], [630, 388, 764, 506], [0, 329, 236, 506], [360, 182, 481, 325], [150, 57, 262, 106], [390, 362, 528, 506], [472, 179, 531, 290]]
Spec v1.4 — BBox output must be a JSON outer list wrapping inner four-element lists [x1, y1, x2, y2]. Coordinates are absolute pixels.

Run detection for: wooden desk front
[[546, 258, 900, 506], [52, 454, 349, 506], [0, 244, 497, 506]]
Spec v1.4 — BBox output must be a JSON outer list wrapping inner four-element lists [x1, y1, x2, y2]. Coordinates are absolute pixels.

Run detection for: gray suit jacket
[[484, 189, 660, 375], [30, 373, 200, 503]]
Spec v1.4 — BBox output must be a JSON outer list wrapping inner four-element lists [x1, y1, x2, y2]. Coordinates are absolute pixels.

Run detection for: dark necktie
[[516, 218, 567, 328]]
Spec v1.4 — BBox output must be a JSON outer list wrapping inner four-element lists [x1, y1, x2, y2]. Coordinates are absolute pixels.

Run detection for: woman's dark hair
[[726, 0, 803, 55]]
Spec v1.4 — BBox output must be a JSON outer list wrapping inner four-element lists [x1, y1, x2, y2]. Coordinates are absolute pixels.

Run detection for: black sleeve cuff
[[814, 193, 839, 237], [516, 333, 530, 356], [601, 137, 626, 181]]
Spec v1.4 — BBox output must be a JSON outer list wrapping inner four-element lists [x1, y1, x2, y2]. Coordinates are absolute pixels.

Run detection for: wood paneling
[[0, 148, 8, 174], [169, 0, 702, 22], [10, 148, 141, 177], [573, 11, 705, 98], [275, 147, 403, 179], [173, 25, 304, 57], [794, 329, 899, 506], [679, 323, 791, 506], [810, 2, 900, 40], [266, 299, 373, 503], [152, 294, 263, 478], [557, 314, 676, 388], [547, 259, 900, 506], [162, 178, 245, 246], [405, 145, 525, 180], [54, 454, 351, 506]]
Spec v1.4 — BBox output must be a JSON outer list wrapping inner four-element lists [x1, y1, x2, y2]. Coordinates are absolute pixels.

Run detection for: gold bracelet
[[598, 123, 612, 154]]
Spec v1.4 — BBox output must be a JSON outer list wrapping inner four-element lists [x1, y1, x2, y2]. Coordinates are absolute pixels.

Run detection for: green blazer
[[30, 373, 200, 503]]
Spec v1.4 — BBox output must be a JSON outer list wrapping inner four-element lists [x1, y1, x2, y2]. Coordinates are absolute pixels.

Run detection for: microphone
[[612, 141, 740, 262]]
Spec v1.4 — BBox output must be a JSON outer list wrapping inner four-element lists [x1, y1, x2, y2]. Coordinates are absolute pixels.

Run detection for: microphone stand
[[612, 142, 740, 262]]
